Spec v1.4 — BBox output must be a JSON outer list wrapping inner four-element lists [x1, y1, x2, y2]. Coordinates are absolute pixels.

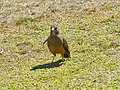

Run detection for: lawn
[[0, 0, 120, 90]]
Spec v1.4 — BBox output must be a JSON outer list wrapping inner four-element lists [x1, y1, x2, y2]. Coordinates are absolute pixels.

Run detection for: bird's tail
[[64, 51, 70, 58]]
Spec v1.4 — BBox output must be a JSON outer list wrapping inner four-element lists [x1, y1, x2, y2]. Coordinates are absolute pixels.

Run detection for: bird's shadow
[[30, 59, 65, 70]]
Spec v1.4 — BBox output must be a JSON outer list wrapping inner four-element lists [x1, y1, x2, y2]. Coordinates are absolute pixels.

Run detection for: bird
[[43, 24, 70, 62]]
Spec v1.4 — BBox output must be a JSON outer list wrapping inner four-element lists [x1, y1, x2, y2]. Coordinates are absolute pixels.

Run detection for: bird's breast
[[47, 35, 65, 54]]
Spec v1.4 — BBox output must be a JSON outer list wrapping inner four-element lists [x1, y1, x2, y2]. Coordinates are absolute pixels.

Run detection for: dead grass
[[0, 0, 120, 90]]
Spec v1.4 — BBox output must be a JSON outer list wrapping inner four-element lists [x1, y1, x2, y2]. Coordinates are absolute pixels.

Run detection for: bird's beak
[[51, 28, 54, 31]]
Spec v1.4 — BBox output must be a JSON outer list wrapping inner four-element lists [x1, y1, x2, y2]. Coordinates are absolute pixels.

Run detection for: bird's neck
[[50, 32, 58, 36]]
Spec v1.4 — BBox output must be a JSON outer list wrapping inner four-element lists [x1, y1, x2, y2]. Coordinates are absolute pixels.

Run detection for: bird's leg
[[62, 56, 65, 61], [51, 54, 56, 63]]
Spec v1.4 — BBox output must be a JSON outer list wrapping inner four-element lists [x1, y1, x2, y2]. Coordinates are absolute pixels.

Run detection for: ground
[[0, 0, 120, 90]]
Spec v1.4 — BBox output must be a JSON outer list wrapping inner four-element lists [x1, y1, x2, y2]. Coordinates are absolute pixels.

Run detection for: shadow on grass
[[30, 59, 65, 70]]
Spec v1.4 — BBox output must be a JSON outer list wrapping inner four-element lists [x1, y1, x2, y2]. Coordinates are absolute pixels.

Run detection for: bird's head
[[50, 24, 59, 35]]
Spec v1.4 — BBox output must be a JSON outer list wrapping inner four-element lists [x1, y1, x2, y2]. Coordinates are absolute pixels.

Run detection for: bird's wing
[[62, 38, 70, 53], [43, 38, 48, 45]]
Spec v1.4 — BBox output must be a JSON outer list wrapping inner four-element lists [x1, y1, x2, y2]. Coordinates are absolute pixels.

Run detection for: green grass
[[0, 0, 120, 90]]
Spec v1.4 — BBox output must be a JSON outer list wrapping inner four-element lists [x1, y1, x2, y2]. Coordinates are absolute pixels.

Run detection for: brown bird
[[43, 24, 70, 62]]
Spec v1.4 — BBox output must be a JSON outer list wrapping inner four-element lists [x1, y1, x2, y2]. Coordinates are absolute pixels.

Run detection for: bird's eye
[[54, 27, 57, 29]]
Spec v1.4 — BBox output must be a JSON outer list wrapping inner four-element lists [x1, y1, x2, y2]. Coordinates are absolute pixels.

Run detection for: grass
[[0, 0, 120, 90]]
